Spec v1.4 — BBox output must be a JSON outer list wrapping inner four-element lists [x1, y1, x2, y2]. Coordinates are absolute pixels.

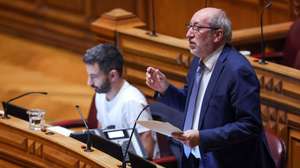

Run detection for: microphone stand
[[2, 92, 48, 119], [147, 0, 157, 37], [75, 105, 93, 152], [121, 104, 150, 168], [258, 0, 272, 64]]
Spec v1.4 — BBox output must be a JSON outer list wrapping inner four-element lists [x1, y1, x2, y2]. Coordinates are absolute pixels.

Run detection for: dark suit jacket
[[157, 44, 275, 168]]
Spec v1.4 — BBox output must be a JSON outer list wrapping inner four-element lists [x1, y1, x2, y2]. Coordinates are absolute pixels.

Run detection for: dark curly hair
[[83, 44, 123, 76]]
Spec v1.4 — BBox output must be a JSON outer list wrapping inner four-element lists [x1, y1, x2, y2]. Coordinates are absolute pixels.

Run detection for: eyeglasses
[[186, 23, 219, 32]]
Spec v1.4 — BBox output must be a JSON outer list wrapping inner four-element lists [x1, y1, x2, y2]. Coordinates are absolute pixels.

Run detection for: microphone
[[258, 0, 272, 64], [121, 103, 150, 168], [2, 91, 48, 119], [75, 105, 93, 152]]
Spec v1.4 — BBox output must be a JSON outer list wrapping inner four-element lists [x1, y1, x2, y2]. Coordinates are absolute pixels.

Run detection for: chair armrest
[[50, 119, 84, 128]]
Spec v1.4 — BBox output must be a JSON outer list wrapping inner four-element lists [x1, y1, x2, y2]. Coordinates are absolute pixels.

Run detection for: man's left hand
[[172, 130, 200, 148]]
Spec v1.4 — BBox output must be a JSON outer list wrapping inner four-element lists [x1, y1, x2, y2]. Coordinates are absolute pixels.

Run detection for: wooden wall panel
[[0, 0, 147, 53], [153, 0, 203, 39], [270, 0, 291, 23], [209, 0, 261, 30], [0, 0, 297, 52], [209, 0, 291, 28], [152, 0, 295, 38], [288, 129, 300, 168], [44, 0, 85, 13], [0, 0, 95, 53]]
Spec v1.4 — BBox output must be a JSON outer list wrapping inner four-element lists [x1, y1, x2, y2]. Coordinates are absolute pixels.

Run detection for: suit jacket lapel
[[198, 45, 230, 129]]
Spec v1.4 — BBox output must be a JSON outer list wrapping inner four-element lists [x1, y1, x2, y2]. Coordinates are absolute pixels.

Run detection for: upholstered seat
[[265, 129, 286, 168]]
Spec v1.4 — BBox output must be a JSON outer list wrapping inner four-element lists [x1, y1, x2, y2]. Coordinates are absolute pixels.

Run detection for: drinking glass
[[27, 109, 45, 131]]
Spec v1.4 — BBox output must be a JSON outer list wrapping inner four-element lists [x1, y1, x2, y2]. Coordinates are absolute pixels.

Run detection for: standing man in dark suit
[[146, 7, 274, 168]]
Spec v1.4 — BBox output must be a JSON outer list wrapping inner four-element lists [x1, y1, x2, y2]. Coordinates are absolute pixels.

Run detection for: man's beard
[[94, 78, 111, 93]]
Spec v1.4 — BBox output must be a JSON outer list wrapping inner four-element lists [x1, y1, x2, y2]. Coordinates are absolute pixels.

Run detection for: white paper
[[137, 120, 182, 137], [47, 126, 74, 136]]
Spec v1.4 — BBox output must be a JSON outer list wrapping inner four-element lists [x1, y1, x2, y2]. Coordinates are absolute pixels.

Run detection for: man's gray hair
[[209, 10, 232, 43]]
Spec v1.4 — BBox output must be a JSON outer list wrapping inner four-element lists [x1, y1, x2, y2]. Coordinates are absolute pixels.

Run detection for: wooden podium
[[0, 115, 122, 168]]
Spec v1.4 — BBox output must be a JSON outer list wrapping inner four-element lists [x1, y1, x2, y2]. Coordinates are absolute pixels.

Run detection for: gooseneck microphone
[[3, 91, 48, 118], [75, 105, 93, 152], [258, 0, 272, 64], [121, 103, 151, 168]]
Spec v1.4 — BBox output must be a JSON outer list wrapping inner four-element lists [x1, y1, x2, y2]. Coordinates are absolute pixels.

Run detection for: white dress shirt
[[191, 45, 224, 158]]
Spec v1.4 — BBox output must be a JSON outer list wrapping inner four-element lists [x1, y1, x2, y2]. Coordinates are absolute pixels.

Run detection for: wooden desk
[[0, 116, 124, 168]]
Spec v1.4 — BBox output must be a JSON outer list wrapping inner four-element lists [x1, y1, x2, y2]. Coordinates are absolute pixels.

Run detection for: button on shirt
[[191, 45, 224, 158]]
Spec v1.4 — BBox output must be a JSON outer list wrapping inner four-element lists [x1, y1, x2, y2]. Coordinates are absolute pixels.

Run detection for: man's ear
[[108, 69, 119, 82], [214, 29, 224, 43]]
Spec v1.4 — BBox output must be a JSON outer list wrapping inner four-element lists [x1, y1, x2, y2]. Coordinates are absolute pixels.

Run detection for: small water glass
[[27, 109, 45, 131]]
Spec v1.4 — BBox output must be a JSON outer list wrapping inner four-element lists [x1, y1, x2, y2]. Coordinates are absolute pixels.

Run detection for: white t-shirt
[[95, 80, 151, 133], [95, 81, 160, 159]]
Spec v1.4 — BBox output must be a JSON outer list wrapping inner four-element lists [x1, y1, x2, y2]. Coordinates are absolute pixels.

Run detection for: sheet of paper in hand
[[137, 120, 182, 137]]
